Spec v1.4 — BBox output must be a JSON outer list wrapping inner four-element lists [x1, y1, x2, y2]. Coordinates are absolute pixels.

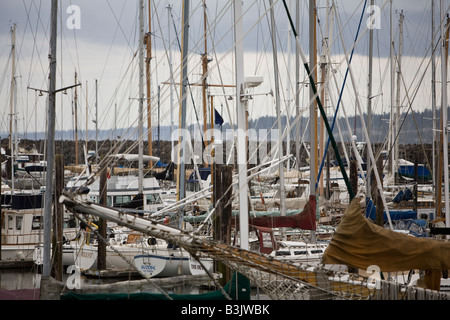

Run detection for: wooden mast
[[202, 0, 209, 152]]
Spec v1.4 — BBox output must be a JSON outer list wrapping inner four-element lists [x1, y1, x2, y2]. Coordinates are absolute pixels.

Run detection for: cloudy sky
[[0, 0, 447, 146]]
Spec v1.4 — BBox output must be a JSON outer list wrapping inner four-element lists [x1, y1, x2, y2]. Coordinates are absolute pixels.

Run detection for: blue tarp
[[365, 198, 417, 221], [155, 160, 168, 168], [398, 164, 432, 180], [392, 188, 413, 203], [187, 167, 211, 182]]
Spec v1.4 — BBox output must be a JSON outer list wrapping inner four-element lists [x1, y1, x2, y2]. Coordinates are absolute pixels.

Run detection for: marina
[[1, 0, 450, 305]]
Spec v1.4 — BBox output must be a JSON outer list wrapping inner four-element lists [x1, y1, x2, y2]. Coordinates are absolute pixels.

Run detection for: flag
[[214, 108, 224, 126]]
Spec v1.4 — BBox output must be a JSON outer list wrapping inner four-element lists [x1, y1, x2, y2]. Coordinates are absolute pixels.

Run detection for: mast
[[295, 1, 300, 173], [432, 1, 437, 197], [74, 72, 78, 166], [309, 0, 317, 241], [177, 0, 190, 211], [286, 21, 291, 174], [202, 0, 209, 151], [9, 24, 16, 194], [395, 11, 404, 182], [269, 0, 286, 232], [441, 1, 449, 229], [145, 0, 153, 166], [138, 0, 145, 194], [86, 81, 88, 148], [167, 4, 174, 162], [43, 0, 58, 278], [95, 79, 98, 161], [234, 0, 249, 250], [319, 1, 331, 197], [367, 0, 374, 198], [389, 0, 395, 179], [280, 0, 354, 206]]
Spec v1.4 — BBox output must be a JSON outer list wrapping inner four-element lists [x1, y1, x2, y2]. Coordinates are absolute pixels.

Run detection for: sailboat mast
[[202, 0, 209, 150], [9, 24, 16, 162], [146, 0, 153, 165], [43, 0, 58, 278], [177, 0, 190, 206], [295, 1, 300, 173], [138, 0, 145, 194], [234, 0, 249, 250], [167, 4, 174, 162], [441, 1, 449, 229], [367, 0, 374, 198], [389, 0, 396, 179], [395, 11, 404, 181], [309, 0, 317, 241], [432, 1, 437, 195], [269, 0, 286, 227], [75, 72, 78, 166], [95, 79, 98, 161], [281, 0, 354, 201], [9, 24, 16, 194]]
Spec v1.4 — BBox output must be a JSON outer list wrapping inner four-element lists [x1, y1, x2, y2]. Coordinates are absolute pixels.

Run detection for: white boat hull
[[134, 252, 189, 278]]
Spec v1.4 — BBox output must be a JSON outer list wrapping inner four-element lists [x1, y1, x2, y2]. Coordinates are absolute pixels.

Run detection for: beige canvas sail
[[322, 198, 450, 272]]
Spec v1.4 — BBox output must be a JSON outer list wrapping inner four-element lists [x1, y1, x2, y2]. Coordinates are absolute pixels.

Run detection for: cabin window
[[294, 251, 308, 255], [8, 216, 13, 229], [146, 194, 162, 204], [32, 216, 42, 230], [114, 195, 132, 205], [310, 250, 323, 254], [16, 216, 23, 230], [275, 251, 290, 256], [91, 195, 112, 206]]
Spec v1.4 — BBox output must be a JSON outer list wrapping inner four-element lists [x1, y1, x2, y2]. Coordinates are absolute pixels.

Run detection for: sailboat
[[32, 0, 450, 302]]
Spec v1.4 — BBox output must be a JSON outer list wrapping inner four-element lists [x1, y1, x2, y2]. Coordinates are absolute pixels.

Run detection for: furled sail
[[322, 198, 450, 272], [248, 199, 316, 230]]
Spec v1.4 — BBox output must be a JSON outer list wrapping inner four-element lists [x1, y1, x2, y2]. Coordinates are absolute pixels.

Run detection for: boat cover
[[184, 199, 316, 231], [322, 198, 450, 272]]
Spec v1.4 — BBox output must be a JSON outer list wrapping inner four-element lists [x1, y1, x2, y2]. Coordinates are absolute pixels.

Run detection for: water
[[0, 266, 220, 299], [1, 267, 271, 300], [0, 268, 41, 291]]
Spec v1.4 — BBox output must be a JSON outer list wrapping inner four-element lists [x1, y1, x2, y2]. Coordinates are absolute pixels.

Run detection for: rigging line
[[263, 0, 293, 120], [388, 35, 443, 175], [22, 0, 38, 85], [168, 4, 206, 150], [65, 0, 82, 86], [106, 0, 136, 53], [97, 1, 128, 83], [332, 0, 395, 229], [246, 0, 279, 130], [200, 0, 275, 131], [202, 2, 236, 130], [21, 0, 45, 84], [380, 9, 447, 175], [281, 0, 355, 200], [315, 0, 367, 192]]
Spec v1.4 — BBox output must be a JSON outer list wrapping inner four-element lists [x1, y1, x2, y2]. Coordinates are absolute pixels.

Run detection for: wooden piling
[[51, 154, 64, 281], [213, 164, 232, 284], [97, 167, 108, 270]]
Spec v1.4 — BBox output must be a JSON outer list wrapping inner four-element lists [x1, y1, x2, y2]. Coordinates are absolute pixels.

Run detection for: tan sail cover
[[322, 198, 450, 272]]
